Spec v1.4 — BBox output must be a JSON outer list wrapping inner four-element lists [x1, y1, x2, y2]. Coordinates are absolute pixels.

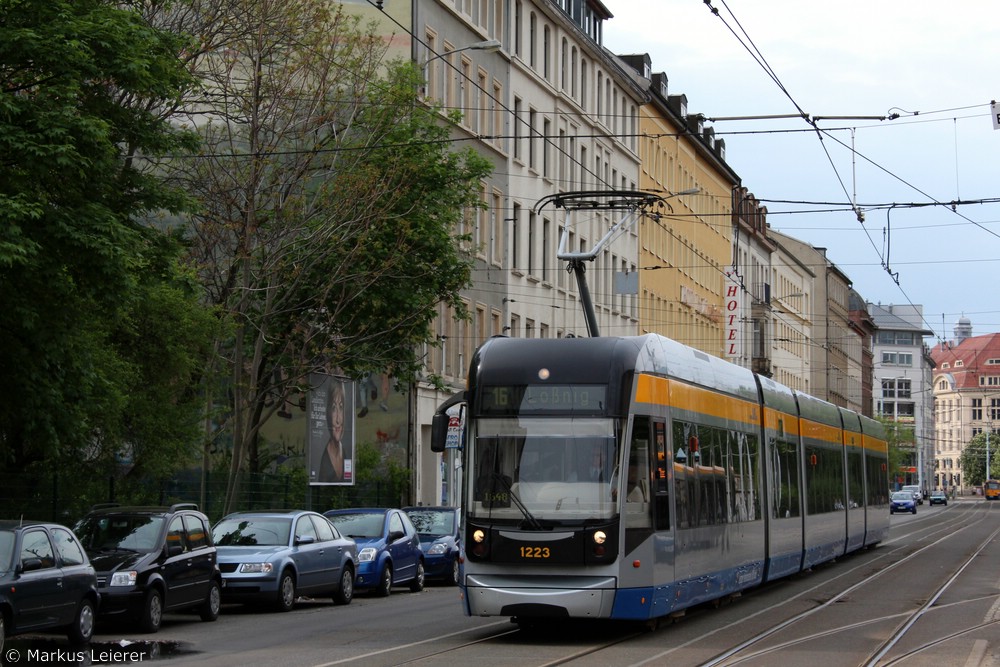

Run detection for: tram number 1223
[[520, 546, 551, 559]]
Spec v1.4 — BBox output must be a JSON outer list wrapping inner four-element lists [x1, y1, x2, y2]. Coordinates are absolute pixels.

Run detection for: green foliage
[[0, 0, 212, 476], [878, 417, 914, 483], [959, 431, 1000, 487], [168, 0, 492, 503]]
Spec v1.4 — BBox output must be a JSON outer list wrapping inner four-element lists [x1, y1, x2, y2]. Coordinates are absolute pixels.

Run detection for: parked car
[[73, 503, 221, 632], [402, 506, 461, 586], [324, 508, 423, 596], [212, 510, 357, 611], [0, 520, 99, 650], [890, 491, 917, 514], [901, 484, 923, 504], [929, 490, 948, 506]]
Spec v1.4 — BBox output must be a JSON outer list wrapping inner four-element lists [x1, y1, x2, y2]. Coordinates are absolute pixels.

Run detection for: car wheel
[[409, 561, 425, 592], [374, 565, 392, 597], [200, 579, 221, 622], [912, 508, 917, 514], [139, 588, 163, 633], [0, 611, 5, 652], [276, 570, 296, 612], [67, 597, 95, 644], [448, 559, 460, 586], [333, 565, 354, 605]]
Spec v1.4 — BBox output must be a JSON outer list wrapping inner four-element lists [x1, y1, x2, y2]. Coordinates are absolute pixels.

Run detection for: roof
[[930, 332, 1000, 389], [868, 303, 934, 335]]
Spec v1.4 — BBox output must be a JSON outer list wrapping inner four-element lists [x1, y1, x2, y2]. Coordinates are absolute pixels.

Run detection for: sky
[[602, 0, 1000, 344]]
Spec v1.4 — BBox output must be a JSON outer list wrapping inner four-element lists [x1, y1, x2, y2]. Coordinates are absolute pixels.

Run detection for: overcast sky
[[602, 0, 1000, 343]]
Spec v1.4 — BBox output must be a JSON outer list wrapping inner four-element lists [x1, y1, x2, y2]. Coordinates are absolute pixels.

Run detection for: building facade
[[869, 303, 935, 492], [931, 320, 1000, 493], [615, 55, 736, 356]]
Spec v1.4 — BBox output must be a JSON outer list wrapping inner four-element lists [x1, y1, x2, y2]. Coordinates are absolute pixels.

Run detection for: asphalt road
[[7, 498, 1000, 667]]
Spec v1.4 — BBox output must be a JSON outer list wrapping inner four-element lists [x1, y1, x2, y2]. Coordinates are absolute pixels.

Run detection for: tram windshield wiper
[[490, 471, 544, 531]]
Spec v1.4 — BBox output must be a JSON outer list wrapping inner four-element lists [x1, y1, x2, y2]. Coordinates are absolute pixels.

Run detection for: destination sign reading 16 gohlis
[[480, 384, 607, 415]]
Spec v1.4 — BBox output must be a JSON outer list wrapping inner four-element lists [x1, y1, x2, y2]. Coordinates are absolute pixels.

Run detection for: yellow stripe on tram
[[635, 375, 760, 427]]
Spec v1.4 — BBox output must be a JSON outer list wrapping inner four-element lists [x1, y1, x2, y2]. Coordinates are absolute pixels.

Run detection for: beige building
[[767, 230, 861, 412], [931, 320, 1000, 492], [616, 56, 736, 355]]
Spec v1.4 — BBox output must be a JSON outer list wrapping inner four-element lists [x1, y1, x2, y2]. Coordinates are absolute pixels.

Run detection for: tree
[[959, 431, 999, 488], [0, 0, 216, 478], [878, 417, 914, 487], [165, 0, 492, 512]]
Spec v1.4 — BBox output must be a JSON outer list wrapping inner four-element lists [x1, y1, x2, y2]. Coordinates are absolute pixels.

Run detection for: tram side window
[[846, 448, 864, 509], [805, 442, 845, 514], [771, 437, 801, 519], [673, 419, 760, 528], [865, 449, 889, 506], [729, 429, 760, 522], [672, 420, 696, 529]]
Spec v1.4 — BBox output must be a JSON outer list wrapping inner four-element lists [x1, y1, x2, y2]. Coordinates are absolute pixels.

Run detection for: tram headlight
[[593, 530, 606, 545], [473, 529, 485, 543]]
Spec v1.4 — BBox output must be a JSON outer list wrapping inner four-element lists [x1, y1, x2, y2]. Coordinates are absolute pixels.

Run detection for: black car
[[73, 503, 221, 632], [0, 520, 99, 650]]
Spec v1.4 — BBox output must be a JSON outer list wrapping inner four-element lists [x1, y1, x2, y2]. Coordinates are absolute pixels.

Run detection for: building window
[[882, 352, 913, 366]]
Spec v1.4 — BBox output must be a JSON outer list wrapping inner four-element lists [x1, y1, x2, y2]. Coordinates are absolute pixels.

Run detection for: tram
[[430, 334, 890, 623], [985, 479, 1000, 500]]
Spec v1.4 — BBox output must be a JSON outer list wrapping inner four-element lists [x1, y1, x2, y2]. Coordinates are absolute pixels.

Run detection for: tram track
[[309, 503, 1000, 667], [693, 502, 1000, 667]]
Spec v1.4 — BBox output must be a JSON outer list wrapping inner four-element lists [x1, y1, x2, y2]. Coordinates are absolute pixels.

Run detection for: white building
[[869, 303, 935, 493]]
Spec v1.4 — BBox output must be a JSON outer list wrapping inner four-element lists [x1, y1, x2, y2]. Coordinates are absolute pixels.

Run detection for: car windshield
[[75, 515, 164, 553], [407, 510, 455, 536], [326, 513, 384, 538], [0, 529, 14, 571], [213, 517, 292, 547], [891, 492, 912, 501]]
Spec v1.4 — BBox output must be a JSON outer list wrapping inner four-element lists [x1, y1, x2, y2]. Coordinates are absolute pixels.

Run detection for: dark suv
[[73, 503, 221, 632]]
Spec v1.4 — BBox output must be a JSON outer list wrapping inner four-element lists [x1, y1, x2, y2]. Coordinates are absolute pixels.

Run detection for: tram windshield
[[469, 416, 620, 522]]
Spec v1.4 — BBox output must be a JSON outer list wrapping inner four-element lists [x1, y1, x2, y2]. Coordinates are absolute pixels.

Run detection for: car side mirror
[[389, 530, 405, 542], [295, 535, 316, 546], [166, 543, 185, 557]]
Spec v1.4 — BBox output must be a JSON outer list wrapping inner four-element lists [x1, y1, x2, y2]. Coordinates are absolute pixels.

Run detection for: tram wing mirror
[[431, 390, 467, 453], [431, 413, 450, 453]]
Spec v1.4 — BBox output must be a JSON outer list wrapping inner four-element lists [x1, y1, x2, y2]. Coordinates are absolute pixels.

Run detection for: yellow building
[[618, 56, 739, 356]]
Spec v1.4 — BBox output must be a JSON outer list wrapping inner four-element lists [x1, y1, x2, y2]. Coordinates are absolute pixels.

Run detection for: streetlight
[[422, 39, 502, 97]]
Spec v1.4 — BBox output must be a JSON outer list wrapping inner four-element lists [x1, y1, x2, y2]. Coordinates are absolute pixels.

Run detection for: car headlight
[[358, 547, 377, 562], [238, 563, 274, 574], [109, 571, 137, 587], [428, 543, 448, 555]]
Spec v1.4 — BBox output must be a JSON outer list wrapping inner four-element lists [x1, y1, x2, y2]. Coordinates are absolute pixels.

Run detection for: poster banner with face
[[308, 373, 355, 486]]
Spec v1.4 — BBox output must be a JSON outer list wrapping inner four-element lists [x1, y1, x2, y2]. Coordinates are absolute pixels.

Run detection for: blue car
[[403, 506, 461, 586], [212, 510, 357, 611], [890, 491, 917, 514], [324, 508, 423, 597]]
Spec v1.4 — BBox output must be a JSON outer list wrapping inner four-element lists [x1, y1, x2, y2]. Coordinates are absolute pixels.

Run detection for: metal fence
[[0, 468, 407, 526]]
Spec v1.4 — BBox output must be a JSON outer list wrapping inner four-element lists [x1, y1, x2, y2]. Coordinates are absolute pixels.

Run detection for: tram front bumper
[[464, 574, 617, 618]]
